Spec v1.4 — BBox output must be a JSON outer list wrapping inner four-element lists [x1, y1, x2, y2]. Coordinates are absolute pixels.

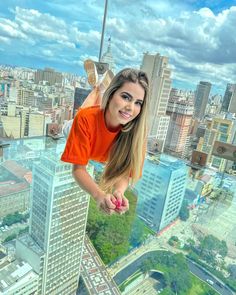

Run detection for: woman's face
[[105, 82, 145, 131]]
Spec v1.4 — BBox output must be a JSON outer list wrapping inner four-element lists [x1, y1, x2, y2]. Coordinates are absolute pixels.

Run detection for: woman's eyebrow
[[121, 91, 132, 98], [136, 99, 144, 103], [121, 91, 143, 101]]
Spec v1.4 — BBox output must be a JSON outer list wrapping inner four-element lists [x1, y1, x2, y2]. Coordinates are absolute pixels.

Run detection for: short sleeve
[[61, 111, 91, 165]]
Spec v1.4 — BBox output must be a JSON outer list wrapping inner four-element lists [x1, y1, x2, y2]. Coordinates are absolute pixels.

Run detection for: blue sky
[[0, 0, 236, 94]]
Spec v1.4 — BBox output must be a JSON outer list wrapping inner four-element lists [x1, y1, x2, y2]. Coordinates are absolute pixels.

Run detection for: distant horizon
[[0, 61, 226, 96]]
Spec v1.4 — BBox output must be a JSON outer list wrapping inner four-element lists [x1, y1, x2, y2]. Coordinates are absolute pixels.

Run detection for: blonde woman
[[61, 68, 149, 215]]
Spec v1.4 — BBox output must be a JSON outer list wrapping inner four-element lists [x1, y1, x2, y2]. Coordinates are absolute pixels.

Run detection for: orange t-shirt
[[61, 106, 120, 165]]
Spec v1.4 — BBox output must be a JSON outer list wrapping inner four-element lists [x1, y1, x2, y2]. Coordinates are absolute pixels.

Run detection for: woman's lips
[[119, 111, 131, 120]]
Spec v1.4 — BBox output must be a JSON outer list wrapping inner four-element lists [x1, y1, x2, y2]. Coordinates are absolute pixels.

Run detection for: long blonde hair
[[100, 68, 149, 192]]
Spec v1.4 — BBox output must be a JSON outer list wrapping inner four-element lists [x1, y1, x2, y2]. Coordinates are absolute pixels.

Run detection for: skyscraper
[[16, 152, 91, 294], [165, 89, 194, 157], [73, 87, 90, 116], [221, 83, 236, 113], [141, 53, 171, 150], [101, 37, 116, 73], [194, 81, 211, 120], [135, 154, 188, 232]]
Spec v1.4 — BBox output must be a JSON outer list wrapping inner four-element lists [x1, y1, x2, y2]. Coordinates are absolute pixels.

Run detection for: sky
[[0, 0, 236, 94]]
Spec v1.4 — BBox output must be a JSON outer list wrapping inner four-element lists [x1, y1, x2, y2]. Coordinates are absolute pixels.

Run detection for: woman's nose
[[125, 101, 134, 111]]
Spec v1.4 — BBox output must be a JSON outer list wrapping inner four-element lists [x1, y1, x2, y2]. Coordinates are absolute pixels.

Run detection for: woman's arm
[[72, 164, 116, 214], [113, 176, 130, 195]]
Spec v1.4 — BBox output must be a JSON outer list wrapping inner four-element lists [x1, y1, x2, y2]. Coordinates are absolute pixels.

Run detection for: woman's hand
[[96, 193, 117, 215], [112, 190, 129, 214]]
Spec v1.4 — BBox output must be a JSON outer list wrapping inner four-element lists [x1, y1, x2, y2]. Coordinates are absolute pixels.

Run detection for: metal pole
[[99, 0, 108, 62]]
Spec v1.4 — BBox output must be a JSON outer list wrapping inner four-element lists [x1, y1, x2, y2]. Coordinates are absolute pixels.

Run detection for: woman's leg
[[80, 86, 102, 108]]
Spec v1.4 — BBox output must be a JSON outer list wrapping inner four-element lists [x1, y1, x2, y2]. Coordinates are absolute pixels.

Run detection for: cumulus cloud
[[0, 1, 236, 91], [0, 18, 27, 39], [105, 4, 236, 90]]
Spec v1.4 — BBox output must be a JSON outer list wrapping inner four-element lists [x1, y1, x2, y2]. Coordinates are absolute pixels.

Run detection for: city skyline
[[1, 0, 236, 94]]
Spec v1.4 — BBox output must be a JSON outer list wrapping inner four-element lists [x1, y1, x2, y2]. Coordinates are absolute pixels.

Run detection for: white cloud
[[0, 1, 236, 90], [42, 49, 54, 57], [0, 35, 10, 44], [104, 5, 236, 88], [0, 18, 27, 39]]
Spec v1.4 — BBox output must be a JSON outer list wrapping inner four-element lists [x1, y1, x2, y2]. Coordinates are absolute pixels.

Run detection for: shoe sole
[[84, 59, 98, 87], [100, 70, 114, 93]]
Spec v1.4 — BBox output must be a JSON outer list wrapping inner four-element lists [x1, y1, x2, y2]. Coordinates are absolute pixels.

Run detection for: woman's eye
[[122, 94, 130, 100], [136, 101, 143, 106]]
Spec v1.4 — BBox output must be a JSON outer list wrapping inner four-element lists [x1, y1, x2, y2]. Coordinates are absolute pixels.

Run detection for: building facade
[[194, 81, 211, 120], [35, 68, 62, 86], [135, 154, 188, 232], [221, 83, 236, 113], [197, 117, 235, 170], [141, 53, 172, 150], [101, 37, 116, 73], [73, 87, 90, 116], [165, 91, 194, 157], [16, 153, 91, 295]]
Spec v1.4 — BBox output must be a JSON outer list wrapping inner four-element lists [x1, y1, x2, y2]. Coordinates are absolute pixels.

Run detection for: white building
[[101, 37, 116, 73], [141, 53, 172, 150], [16, 152, 92, 294]]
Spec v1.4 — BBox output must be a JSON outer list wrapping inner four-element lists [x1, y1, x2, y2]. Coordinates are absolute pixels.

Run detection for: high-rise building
[[73, 87, 90, 116], [35, 68, 62, 86], [194, 81, 211, 120], [101, 37, 116, 73], [17, 88, 35, 107], [135, 154, 188, 232], [165, 88, 194, 157], [141, 53, 172, 150], [165, 98, 194, 157], [221, 84, 236, 113], [16, 153, 91, 294]]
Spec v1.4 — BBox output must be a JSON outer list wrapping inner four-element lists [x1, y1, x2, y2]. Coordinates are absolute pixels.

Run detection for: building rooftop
[[17, 234, 44, 256], [0, 259, 37, 293], [146, 153, 187, 170], [0, 161, 30, 197]]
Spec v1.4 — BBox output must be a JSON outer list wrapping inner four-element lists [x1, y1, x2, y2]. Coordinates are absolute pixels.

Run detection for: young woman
[[61, 68, 149, 215]]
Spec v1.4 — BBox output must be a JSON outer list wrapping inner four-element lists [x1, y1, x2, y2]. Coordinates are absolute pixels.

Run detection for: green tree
[[86, 190, 137, 264], [141, 259, 153, 275], [2, 211, 29, 226], [168, 235, 179, 247], [200, 235, 228, 260], [166, 253, 192, 293], [219, 240, 228, 257], [179, 200, 190, 221]]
